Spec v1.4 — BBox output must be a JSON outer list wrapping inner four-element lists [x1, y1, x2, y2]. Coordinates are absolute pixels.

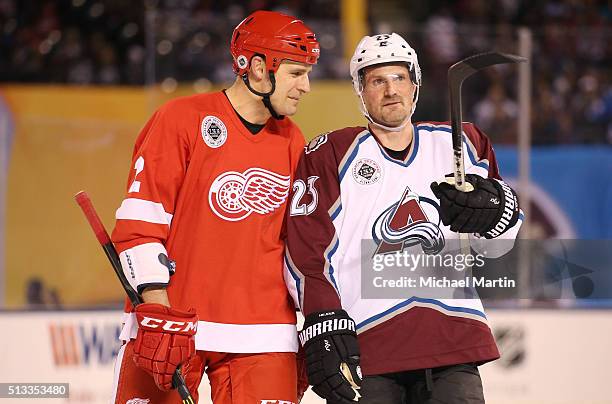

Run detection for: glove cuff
[[299, 309, 356, 347], [135, 303, 198, 336], [484, 179, 520, 239]]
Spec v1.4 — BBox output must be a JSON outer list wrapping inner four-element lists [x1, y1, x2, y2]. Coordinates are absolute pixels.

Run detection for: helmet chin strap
[[358, 85, 419, 133], [241, 72, 284, 120]]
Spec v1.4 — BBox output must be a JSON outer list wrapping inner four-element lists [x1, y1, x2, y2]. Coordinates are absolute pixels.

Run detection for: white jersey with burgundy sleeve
[[284, 121, 523, 375]]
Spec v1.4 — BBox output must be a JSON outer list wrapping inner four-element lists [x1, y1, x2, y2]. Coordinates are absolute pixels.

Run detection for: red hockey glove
[[132, 303, 198, 391]]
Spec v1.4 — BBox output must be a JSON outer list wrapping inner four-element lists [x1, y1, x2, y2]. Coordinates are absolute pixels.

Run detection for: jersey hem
[[120, 312, 299, 353], [361, 343, 500, 376]]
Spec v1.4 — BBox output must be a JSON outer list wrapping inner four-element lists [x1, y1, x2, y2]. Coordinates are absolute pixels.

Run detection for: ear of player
[[300, 310, 362, 403], [430, 174, 520, 238], [132, 303, 198, 391]]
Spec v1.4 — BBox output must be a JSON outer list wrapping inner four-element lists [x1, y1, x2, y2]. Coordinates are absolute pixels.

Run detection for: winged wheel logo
[[209, 168, 290, 221]]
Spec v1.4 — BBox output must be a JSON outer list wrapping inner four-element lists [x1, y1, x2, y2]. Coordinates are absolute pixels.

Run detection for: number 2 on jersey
[[128, 156, 145, 193]]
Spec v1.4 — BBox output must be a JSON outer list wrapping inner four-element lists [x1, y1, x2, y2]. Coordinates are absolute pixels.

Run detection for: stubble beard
[[374, 104, 410, 127]]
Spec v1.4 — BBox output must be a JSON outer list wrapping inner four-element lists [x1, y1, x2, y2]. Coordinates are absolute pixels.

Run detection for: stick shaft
[[448, 77, 472, 192], [74, 191, 194, 403], [74, 191, 142, 306]]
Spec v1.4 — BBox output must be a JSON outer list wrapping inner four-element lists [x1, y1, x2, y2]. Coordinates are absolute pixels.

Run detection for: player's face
[[361, 64, 416, 127], [270, 61, 313, 116]]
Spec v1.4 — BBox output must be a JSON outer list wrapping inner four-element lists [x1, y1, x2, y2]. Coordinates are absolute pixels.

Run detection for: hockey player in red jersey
[[285, 33, 522, 403], [110, 10, 319, 404]]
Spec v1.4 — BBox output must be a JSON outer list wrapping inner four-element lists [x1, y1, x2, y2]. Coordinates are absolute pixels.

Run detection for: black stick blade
[[448, 52, 527, 82], [447, 51, 527, 192]]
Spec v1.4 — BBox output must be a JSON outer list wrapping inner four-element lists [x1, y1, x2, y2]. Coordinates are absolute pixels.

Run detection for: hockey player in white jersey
[[285, 33, 522, 403]]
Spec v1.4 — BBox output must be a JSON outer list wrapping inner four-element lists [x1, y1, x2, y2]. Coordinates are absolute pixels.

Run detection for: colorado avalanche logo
[[373, 187, 445, 255], [208, 168, 291, 221], [305, 132, 329, 154]]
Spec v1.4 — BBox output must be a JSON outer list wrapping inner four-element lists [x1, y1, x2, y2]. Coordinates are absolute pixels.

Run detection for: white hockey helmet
[[350, 33, 422, 131]]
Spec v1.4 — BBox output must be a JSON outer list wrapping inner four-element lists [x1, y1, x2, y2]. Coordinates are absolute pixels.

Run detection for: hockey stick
[[448, 52, 526, 192], [74, 191, 195, 404]]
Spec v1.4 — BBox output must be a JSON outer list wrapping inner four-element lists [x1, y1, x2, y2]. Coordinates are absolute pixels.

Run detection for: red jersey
[[112, 91, 305, 353]]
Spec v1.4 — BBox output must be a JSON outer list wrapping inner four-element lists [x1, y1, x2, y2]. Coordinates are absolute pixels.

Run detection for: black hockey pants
[[331, 363, 485, 404]]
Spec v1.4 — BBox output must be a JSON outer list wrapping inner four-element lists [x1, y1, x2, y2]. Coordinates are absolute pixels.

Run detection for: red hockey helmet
[[230, 10, 320, 76]]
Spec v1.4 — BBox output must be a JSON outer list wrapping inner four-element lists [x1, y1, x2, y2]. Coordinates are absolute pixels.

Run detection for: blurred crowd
[[403, 0, 611, 144], [0, 0, 144, 84], [0, 0, 610, 144]]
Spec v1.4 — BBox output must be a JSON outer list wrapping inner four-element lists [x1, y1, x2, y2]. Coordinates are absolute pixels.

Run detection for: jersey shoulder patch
[[303, 126, 367, 164], [305, 132, 330, 154]]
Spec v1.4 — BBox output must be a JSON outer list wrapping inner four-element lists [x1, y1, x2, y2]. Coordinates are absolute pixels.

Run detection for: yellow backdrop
[[1, 83, 363, 307]]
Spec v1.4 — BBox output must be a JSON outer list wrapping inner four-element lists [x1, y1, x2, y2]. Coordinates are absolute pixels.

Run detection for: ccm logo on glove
[[139, 316, 198, 333], [132, 303, 198, 391]]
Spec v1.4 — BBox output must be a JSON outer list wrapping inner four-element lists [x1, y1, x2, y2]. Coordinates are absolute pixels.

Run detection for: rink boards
[[0, 309, 610, 404]]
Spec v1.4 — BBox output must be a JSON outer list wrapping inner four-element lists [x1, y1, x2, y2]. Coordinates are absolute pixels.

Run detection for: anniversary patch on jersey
[[305, 132, 329, 154], [352, 158, 381, 185], [208, 168, 290, 221], [201, 115, 227, 148]]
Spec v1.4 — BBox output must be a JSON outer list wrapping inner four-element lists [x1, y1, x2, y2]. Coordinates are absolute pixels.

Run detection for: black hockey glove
[[300, 310, 362, 403], [430, 174, 519, 238]]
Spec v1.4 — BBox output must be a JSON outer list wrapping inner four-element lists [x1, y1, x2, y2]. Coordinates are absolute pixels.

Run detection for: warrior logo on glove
[[300, 310, 362, 403]]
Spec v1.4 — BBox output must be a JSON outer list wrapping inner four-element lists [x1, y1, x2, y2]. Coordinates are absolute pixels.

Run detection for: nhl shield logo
[[201, 115, 228, 148], [352, 158, 381, 185], [236, 55, 249, 70]]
